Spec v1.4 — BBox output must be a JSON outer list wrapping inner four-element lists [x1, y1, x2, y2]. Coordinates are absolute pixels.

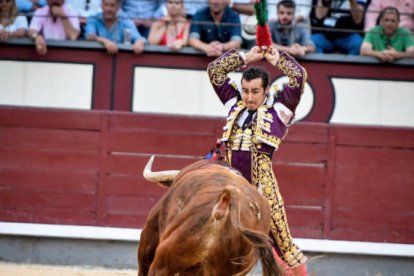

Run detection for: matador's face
[[241, 78, 269, 111]]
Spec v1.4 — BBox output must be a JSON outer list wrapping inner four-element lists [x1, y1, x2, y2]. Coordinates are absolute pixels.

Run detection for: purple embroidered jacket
[[207, 49, 307, 183]]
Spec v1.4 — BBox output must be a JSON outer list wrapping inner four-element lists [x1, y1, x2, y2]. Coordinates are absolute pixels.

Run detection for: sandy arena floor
[[0, 262, 136, 276]]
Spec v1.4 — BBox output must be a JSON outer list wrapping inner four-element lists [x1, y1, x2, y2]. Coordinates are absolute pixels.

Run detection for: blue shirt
[[17, 0, 46, 12], [190, 6, 241, 43], [121, 0, 163, 20], [85, 12, 145, 44]]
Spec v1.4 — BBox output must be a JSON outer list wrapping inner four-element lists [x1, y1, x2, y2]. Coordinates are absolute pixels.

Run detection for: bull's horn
[[143, 155, 180, 183]]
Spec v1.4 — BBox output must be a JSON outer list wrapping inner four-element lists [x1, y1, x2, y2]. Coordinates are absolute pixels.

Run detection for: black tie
[[242, 110, 256, 130]]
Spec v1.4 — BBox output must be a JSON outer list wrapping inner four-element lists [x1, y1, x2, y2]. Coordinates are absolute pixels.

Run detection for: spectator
[[236, 0, 313, 49], [16, 0, 46, 13], [188, 0, 242, 57], [268, 0, 312, 23], [361, 7, 414, 61], [231, 0, 255, 49], [0, 0, 28, 41], [27, 0, 80, 55], [310, 0, 367, 55], [121, 0, 163, 38], [66, 0, 101, 25], [85, 0, 145, 55], [148, 0, 190, 50], [184, 0, 207, 19], [269, 0, 315, 56], [365, 0, 414, 34]]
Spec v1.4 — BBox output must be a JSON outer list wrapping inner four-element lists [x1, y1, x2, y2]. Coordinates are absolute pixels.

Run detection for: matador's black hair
[[242, 67, 269, 89]]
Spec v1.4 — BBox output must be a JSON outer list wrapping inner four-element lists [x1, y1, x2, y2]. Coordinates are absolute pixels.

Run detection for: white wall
[[132, 67, 314, 122], [0, 61, 93, 110], [330, 78, 414, 128], [1, 61, 413, 128]]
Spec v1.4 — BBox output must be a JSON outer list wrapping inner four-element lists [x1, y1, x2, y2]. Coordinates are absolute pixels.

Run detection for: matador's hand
[[264, 46, 280, 66], [245, 46, 265, 64]]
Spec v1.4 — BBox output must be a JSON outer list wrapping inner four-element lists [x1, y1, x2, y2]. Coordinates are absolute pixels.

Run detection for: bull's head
[[143, 155, 180, 187]]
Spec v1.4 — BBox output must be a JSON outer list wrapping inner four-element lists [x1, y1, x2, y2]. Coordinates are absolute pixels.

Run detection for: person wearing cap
[[269, 0, 315, 57], [207, 45, 308, 275], [27, 0, 80, 55], [85, 0, 146, 55], [188, 0, 242, 57]]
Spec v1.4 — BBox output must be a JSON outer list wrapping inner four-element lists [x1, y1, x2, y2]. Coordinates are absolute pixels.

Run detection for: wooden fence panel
[[0, 107, 412, 243], [0, 108, 102, 226], [330, 126, 414, 243]]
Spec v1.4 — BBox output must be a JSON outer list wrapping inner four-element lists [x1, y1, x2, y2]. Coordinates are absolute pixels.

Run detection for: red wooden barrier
[[0, 106, 413, 244]]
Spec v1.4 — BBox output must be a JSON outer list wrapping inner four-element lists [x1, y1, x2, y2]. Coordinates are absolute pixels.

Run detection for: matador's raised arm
[[207, 49, 244, 106], [207, 49, 307, 112], [275, 51, 307, 113]]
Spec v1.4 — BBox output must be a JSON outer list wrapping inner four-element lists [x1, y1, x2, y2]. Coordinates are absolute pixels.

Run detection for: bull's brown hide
[[138, 158, 283, 276]]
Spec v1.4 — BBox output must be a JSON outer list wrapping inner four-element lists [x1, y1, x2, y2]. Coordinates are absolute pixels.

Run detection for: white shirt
[[66, 0, 102, 17], [0, 16, 28, 32]]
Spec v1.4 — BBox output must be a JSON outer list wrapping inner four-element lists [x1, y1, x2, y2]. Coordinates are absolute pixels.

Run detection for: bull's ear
[[142, 155, 180, 184]]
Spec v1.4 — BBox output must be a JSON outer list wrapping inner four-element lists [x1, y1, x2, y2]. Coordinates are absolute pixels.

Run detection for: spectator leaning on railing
[[188, 0, 242, 57], [0, 0, 28, 41], [364, 0, 414, 34], [269, 0, 315, 57], [310, 0, 367, 55], [148, 0, 190, 51], [361, 6, 414, 62], [27, 0, 80, 55], [85, 0, 145, 55]]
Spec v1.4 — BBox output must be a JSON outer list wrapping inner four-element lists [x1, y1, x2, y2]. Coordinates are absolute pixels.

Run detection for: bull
[[138, 156, 283, 276]]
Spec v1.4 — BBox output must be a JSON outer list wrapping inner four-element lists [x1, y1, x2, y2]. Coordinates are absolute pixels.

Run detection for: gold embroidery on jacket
[[277, 52, 304, 89], [222, 101, 282, 150], [251, 151, 307, 267], [208, 52, 242, 86], [221, 101, 245, 143], [255, 105, 282, 149]]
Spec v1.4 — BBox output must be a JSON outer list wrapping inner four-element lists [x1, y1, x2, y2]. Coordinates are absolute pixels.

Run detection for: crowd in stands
[[1, 0, 413, 61]]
